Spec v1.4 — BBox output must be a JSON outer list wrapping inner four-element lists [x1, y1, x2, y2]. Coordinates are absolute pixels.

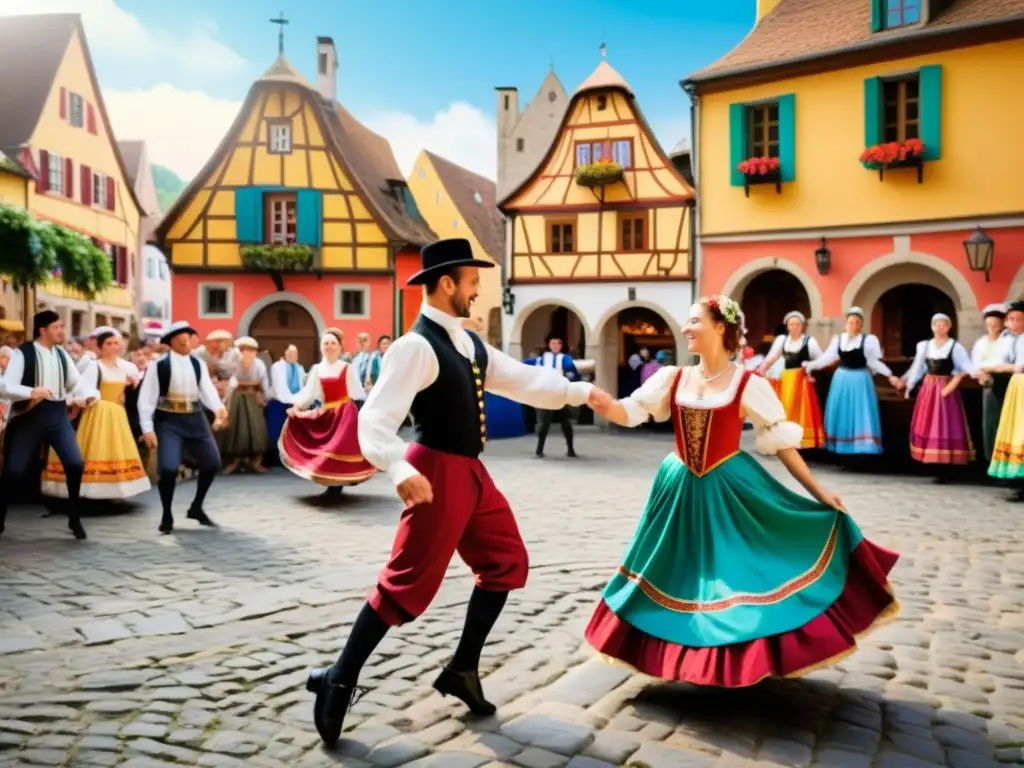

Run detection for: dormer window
[[596, 95, 607, 111], [883, 0, 920, 29], [268, 121, 292, 154]]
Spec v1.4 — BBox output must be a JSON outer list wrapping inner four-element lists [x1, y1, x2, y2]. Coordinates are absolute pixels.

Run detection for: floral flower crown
[[706, 295, 742, 326]]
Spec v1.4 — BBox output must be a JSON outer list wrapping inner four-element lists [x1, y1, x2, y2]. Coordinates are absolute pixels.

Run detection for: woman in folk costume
[[804, 307, 903, 456], [903, 313, 979, 469], [40, 328, 150, 500], [279, 328, 376, 496], [757, 310, 824, 449], [584, 296, 899, 686], [985, 300, 1024, 501], [972, 304, 1010, 463], [267, 345, 306, 452], [219, 337, 273, 475]]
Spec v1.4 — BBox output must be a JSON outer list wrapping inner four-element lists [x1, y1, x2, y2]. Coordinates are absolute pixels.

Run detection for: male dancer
[[527, 334, 581, 457], [137, 321, 228, 534], [0, 310, 96, 539], [305, 239, 595, 747]]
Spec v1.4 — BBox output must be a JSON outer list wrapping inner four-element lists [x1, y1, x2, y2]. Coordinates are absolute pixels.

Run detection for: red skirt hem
[[584, 539, 899, 688]]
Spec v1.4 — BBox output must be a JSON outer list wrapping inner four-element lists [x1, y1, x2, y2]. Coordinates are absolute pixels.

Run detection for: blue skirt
[[823, 368, 883, 455], [266, 400, 288, 449]]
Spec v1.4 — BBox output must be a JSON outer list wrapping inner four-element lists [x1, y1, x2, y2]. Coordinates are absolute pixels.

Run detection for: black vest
[[782, 336, 811, 369], [409, 314, 488, 458], [156, 354, 202, 397], [925, 341, 956, 376], [19, 341, 69, 390], [838, 335, 867, 370]]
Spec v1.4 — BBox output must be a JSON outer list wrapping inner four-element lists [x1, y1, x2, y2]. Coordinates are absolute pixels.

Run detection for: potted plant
[[860, 138, 926, 182], [241, 243, 315, 290], [737, 156, 782, 197], [574, 158, 625, 188]]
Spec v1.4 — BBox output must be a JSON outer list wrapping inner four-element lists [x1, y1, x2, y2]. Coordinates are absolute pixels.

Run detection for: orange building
[[157, 38, 433, 364], [684, 0, 1024, 357]]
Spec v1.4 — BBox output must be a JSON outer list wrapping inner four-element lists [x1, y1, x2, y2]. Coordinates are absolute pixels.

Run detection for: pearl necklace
[[696, 363, 732, 383]]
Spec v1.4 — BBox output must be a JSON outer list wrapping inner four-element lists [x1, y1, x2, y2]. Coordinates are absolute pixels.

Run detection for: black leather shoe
[[433, 666, 496, 715], [68, 516, 87, 540], [159, 513, 174, 535], [187, 506, 217, 526], [306, 668, 367, 747]]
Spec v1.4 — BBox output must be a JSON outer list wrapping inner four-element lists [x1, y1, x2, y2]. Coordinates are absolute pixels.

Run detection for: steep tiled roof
[[575, 60, 633, 96], [424, 151, 503, 261], [117, 140, 144, 187], [687, 0, 1024, 82]]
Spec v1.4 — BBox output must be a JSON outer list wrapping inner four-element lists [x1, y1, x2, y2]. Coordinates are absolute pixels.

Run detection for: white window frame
[[92, 171, 107, 209], [269, 122, 292, 154], [48, 151, 64, 194], [69, 92, 84, 128], [198, 282, 234, 320], [334, 284, 370, 320]]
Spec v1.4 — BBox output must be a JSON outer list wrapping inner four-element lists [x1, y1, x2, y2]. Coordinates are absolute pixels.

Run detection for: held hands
[[30, 386, 54, 399], [888, 375, 904, 391], [587, 386, 616, 418], [212, 408, 229, 431], [396, 474, 433, 509], [142, 431, 158, 449]]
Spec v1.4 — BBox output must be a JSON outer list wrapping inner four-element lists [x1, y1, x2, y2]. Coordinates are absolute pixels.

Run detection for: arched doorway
[[520, 304, 587, 359], [739, 269, 812, 347], [249, 301, 319, 367], [600, 307, 677, 398], [874, 284, 957, 360]]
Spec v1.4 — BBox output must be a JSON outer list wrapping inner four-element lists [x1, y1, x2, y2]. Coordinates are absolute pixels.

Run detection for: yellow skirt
[[41, 400, 151, 499], [778, 367, 825, 449], [989, 373, 1024, 480]]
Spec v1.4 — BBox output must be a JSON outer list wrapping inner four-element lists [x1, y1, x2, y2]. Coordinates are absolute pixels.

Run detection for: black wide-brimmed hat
[[406, 238, 494, 286]]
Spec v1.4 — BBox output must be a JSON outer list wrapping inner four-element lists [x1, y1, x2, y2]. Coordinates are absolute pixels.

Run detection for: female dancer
[[903, 314, 977, 468], [268, 345, 306, 451], [585, 295, 899, 686], [973, 304, 1009, 463], [758, 311, 824, 449], [219, 337, 272, 475], [279, 328, 376, 496], [986, 300, 1024, 501], [40, 328, 150, 500], [804, 308, 903, 457]]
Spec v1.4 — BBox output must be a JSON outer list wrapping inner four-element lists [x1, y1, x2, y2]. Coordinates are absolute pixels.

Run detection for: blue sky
[[4, 0, 756, 181]]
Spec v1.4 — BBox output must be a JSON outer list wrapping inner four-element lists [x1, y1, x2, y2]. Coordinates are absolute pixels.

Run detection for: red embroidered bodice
[[669, 367, 751, 477], [320, 367, 350, 409]]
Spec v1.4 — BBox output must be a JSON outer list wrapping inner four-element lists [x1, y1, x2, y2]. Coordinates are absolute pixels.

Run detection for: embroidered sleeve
[[620, 365, 676, 427], [742, 373, 803, 455]]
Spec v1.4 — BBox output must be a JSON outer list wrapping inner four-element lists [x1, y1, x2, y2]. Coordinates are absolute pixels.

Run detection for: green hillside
[[152, 164, 187, 214]]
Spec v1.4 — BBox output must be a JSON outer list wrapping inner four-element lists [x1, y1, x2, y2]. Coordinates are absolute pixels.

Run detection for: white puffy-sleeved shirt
[[972, 334, 1005, 369], [620, 364, 804, 456], [136, 351, 225, 434], [991, 332, 1024, 368], [0, 343, 97, 420], [80, 357, 142, 388], [903, 338, 975, 391], [804, 333, 893, 377], [767, 334, 823, 363], [270, 359, 307, 404], [291, 358, 365, 411]]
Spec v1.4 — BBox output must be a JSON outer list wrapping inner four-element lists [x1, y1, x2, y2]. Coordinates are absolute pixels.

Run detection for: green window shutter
[[919, 65, 943, 160], [777, 94, 796, 183], [863, 77, 882, 148], [295, 189, 323, 246], [728, 103, 748, 187], [234, 187, 263, 243], [870, 0, 883, 32]]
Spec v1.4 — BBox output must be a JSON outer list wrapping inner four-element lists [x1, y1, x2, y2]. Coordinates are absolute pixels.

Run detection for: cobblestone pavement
[[1, 428, 1023, 767]]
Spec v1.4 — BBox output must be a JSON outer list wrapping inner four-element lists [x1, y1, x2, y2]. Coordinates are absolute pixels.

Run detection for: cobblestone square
[[1, 428, 1023, 767]]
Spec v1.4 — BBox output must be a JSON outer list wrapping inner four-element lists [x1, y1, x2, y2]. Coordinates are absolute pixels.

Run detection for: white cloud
[[0, 0, 246, 76], [103, 84, 242, 180], [363, 102, 497, 181]]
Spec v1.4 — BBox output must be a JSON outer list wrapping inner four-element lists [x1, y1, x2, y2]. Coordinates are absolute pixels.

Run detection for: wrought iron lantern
[[814, 237, 831, 276], [502, 284, 516, 315], [963, 227, 994, 282]]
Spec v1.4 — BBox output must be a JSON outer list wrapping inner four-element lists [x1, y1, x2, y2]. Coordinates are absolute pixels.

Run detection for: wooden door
[[249, 301, 319, 368]]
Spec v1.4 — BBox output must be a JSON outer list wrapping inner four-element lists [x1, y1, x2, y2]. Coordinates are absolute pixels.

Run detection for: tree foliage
[[39, 224, 113, 298]]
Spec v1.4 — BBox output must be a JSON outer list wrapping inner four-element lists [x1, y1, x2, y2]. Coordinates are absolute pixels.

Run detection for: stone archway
[[740, 269, 813, 347], [720, 257, 825, 321], [509, 298, 591, 361], [246, 300, 321, 368], [594, 299, 685, 398]]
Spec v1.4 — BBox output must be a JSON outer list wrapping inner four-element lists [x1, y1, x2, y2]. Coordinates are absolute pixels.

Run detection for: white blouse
[[904, 338, 975, 390], [620, 364, 804, 456], [83, 357, 141, 385], [767, 334, 823, 361], [972, 335, 1005, 369], [292, 358, 365, 411], [805, 333, 893, 377]]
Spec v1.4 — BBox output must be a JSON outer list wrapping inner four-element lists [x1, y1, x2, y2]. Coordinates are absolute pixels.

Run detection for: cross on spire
[[600, 41, 607, 59], [270, 11, 289, 56]]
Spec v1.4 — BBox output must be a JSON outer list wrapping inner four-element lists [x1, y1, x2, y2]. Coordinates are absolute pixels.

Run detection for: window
[[48, 151, 64, 194], [883, 75, 920, 143], [504, 94, 510, 110], [473, 192, 483, 204], [158, 261, 167, 280], [548, 91, 556, 103], [265, 193, 297, 244], [574, 140, 632, 168], [619, 213, 647, 252], [747, 102, 779, 158], [69, 93, 84, 128], [335, 285, 369, 319], [103, 243, 116, 281], [92, 171, 107, 208], [198, 283, 232, 318], [145, 257, 154, 279], [546, 218, 575, 254], [516, 137, 524, 152], [884, 0, 921, 28], [269, 121, 292, 154], [318, 52, 328, 74], [596, 95, 607, 111]]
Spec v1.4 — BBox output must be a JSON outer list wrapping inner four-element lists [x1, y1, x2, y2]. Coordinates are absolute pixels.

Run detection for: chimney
[[316, 37, 338, 102]]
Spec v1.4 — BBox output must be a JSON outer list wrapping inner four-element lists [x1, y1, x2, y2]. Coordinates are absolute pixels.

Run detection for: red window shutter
[[81, 165, 91, 205], [106, 177, 115, 211], [59, 88, 67, 119], [37, 150, 49, 192], [86, 104, 96, 134], [64, 157, 74, 199]]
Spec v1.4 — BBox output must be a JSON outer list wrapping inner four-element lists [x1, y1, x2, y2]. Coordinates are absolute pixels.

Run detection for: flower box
[[241, 243, 315, 291], [860, 139, 926, 183], [574, 160, 625, 188], [737, 156, 782, 197]]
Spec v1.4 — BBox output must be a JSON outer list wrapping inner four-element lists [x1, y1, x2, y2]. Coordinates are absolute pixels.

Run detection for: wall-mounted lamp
[[963, 227, 994, 282], [814, 237, 831, 276]]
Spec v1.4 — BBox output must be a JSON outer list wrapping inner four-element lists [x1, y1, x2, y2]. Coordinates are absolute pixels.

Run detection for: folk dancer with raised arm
[[985, 301, 1024, 501], [0, 310, 97, 539], [972, 304, 1009, 463], [758, 310, 824, 449], [137, 321, 228, 534], [304, 239, 594, 747], [527, 333, 581, 457]]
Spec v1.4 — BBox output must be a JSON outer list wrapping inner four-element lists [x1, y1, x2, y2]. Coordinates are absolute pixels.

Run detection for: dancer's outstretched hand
[[588, 386, 615, 417], [397, 474, 433, 509], [818, 489, 845, 513]]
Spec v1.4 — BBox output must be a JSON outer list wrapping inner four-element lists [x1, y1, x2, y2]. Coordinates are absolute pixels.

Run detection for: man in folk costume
[[984, 300, 1024, 501], [304, 239, 594, 747], [527, 334, 581, 457], [0, 310, 97, 539], [973, 304, 1010, 463], [137, 322, 229, 534]]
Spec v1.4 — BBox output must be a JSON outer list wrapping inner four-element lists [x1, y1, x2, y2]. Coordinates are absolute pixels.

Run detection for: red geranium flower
[[737, 156, 781, 176]]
